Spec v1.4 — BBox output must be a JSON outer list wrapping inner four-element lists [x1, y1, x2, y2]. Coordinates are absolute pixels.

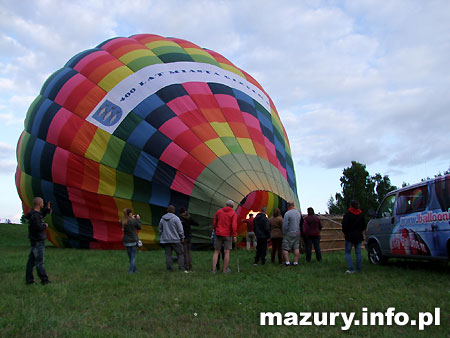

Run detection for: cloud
[[284, 105, 382, 169], [0, 141, 16, 174], [0, 159, 16, 174], [0, 141, 15, 156], [0, 113, 23, 126], [0, 0, 449, 192]]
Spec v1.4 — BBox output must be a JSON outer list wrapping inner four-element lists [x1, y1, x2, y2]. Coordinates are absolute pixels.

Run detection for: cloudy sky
[[1, 0, 449, 222]]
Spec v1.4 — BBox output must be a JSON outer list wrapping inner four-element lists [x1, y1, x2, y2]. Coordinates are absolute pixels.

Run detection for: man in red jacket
[[212, 200, 237, 273]]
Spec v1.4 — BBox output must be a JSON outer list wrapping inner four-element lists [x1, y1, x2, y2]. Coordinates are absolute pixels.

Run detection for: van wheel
[[368, 242, 387, 265]]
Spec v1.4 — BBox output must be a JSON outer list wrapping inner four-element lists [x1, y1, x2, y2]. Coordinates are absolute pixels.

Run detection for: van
[[366, 174, 450, 264]]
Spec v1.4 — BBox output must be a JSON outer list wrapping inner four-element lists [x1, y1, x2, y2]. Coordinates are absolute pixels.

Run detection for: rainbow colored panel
[[16, 34, 299, 249]]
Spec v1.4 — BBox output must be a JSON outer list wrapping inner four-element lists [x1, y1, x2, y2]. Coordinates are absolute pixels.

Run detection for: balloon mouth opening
[[235, 190, 289, 235]]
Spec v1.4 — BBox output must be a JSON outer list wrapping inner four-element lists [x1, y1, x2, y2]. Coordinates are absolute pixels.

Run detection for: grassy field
[[0, 223, 448, 337]]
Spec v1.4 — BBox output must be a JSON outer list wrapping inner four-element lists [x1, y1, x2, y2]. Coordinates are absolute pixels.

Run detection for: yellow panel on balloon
[[185, 48, 214, 58], [113, 197, 134, 221], [98, 165, 116, 196], [98, 66, 134, 92], [145, 40, 179, 49], [237, 138, 257, 156], [85, 129, 111, 162], [120, 49, 158, 64], [139, 225, 156, 242], [205, 138, 231, 157], [210, 122, 234, 138], [219, 63, 245, 78]]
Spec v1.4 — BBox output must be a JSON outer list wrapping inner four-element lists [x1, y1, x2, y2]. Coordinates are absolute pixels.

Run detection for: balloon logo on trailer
[[15, 34, 300, 249]]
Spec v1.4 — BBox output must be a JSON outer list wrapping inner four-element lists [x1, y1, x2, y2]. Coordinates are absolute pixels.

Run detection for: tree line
[[327, 161, 450, 218]]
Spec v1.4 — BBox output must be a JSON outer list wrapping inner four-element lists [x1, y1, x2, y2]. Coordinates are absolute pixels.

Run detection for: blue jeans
[[125, 245, 138, 273], [26, 240, 49, 283], [345, 241, 362, 271]]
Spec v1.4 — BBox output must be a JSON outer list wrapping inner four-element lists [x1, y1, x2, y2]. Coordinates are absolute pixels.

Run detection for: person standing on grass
[[242, 213, 256, 251], [342, 200, 367, 273], [269, 208, 283, 264], [282, 201, 302, 267], [212, 200, 237, 273], [159, 205, 187, 272], [25, 197, 51, 285], [121, 208, 142, 274], [179, 207, 199, 272], [253, 207, 270, 266], [303, 207, 322, 262], [211, 229, 225, 271]]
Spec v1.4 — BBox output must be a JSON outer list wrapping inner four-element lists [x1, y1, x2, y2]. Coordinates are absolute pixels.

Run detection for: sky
[[1, 0, 449, 222]]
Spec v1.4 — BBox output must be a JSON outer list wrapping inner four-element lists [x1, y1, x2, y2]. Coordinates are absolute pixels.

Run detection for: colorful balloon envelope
[[15, 34, 299, 249]]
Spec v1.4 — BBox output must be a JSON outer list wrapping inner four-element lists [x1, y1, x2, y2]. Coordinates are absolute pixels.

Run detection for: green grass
[[0, 223, 449, 337]]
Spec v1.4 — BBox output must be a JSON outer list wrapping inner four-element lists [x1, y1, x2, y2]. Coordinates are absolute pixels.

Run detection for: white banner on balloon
[[86, 61, 271, 134]]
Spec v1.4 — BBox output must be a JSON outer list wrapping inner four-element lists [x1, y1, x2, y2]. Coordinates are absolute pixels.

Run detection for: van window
[[396, 186, 427, 215], [378, 194, 395, 218], [434, 176, 450, 212]]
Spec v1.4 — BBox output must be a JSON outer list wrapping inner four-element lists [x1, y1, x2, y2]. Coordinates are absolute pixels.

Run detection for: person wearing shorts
[[212, 200, 237, 273], [282, 201, 302, 267], [215, 235, 232, 251]]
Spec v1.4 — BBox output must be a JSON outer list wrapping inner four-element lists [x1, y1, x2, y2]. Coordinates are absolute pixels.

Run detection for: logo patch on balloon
[[92, 100, 123, 127]]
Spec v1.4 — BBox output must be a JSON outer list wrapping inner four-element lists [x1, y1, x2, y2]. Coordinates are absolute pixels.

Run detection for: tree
[[372, 173, 397, 206], [328, 161, 397, 217], [327, 196, 342, 215]]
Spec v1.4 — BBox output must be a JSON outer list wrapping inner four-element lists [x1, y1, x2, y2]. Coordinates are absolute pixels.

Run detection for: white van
[[366, 174, 450, 264]]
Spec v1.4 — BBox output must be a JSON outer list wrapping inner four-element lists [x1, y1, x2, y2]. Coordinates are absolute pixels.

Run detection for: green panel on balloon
[[189, 54, 220, 67], [221, 137, 244, 154], [127, 56, 163, 71], [113, 112, 142, 141], [101, 137, 126, 169]]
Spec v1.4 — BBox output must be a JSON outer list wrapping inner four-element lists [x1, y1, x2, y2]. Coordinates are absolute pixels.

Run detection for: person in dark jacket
[[179, 207, 199, 271], [121, 208, 142, 274], [342, 200, 367, 273], [25, 197, 51, 285], [303, 207, 322, 262], [253, 207, 270, 266]]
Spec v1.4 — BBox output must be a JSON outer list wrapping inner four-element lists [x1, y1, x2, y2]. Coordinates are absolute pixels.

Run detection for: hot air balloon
[[15, 34, 300, 249]]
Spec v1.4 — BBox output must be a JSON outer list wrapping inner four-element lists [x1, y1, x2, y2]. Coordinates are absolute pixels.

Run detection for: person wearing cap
[[212, 200, 237, 273]]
